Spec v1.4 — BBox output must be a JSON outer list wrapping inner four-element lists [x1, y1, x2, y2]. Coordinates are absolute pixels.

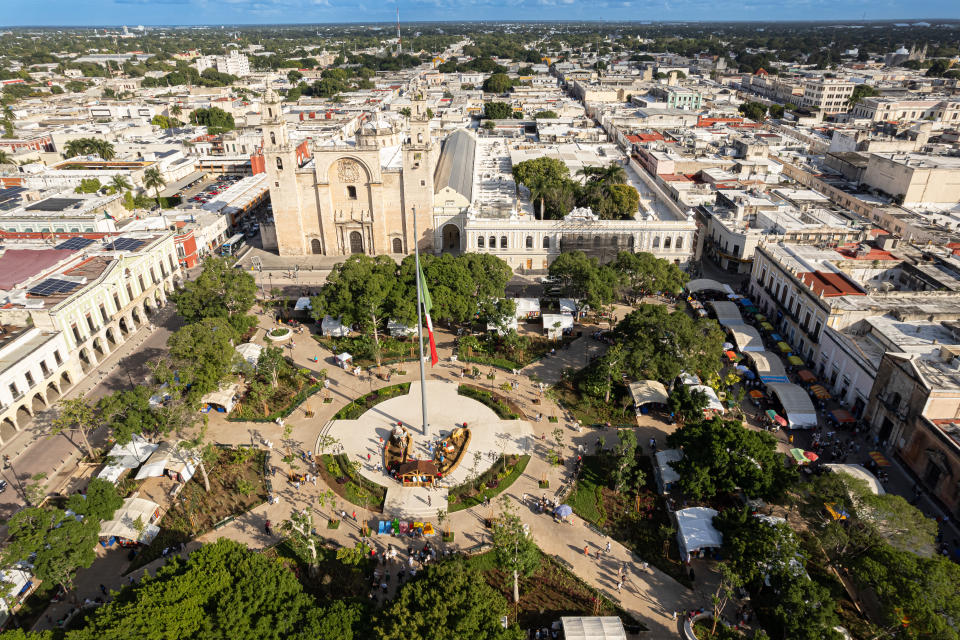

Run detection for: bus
[[220, 233, 246, 256]]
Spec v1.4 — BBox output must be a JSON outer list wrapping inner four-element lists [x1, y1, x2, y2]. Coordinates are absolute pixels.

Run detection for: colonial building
[[261, 88, 437, 256]]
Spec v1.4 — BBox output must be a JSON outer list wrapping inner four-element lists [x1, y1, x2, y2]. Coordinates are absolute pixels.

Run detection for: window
[[268, 107, 273, 118], [664, 237, 672, 249], [525, 236, 533, 249], [113, 293, 122, 312], [25, 371, 34, 388], [72, 324, 81, 343], [311, 239, 322, 254], [54, 350, 62, 365], [392, 238, 402, 253], [477, 236, 485, 249], [100, 304, 109, 324], [675, 237, 683, 250], [276, 157, 283, 171], [594, 236, 603, 248], [40, 361, 50, 376], [420, 180, 425, 186], [86, 314, 96, 332], [270, 131, 276, 145], [543, 237, 550, 249], [138, 275, 146, 293], [500, 236, 507, 249], [732, 244, 739, 256], [652, 236, 660, 249], [489, 236, 496, 249], [8, 384, 19, 399], [347, 185, 357, 200]]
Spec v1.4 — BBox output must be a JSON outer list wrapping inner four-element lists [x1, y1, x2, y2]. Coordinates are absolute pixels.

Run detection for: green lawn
[[448, 454, 530, 512], [566, 455, 605, 524], [333, 383, 410, 420]]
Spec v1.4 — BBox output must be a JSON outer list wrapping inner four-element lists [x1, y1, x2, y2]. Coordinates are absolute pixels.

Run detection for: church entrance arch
[[349, 231, 364, 254], [441, 224, 461, 254]]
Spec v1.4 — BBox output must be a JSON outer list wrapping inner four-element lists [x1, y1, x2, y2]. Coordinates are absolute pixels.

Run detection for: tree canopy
[[188, 106, 235, 133], [611, 251, 689, 296], [548, 251, 619, 313], [166, 317, 239, 397], [170, 256, 257, 337], [738, 101, 768, 123], [482, 73, 514, 94], [483, 101, 517, 120], [373, 556, 523, 640], [666, 417, 795, 501]]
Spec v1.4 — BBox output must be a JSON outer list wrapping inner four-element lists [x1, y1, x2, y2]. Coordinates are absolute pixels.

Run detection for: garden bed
[[263, 539, 375, 604], [318, 453, 387, 512], [333, 382, 410, 420], [549, 376, 636, 427], [466, 551, 645, 632], [567, 455, 691, 587], [457, 332, 573, 371], [457, 384, 525, 420], [228, 362, 324, 422], [126, 447, 268, 572], [314, 334, 417, 368], [447, 454, 530, 512]]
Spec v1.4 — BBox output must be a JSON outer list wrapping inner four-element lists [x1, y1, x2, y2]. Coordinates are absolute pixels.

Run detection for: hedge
[[332, 382, 410, 420]]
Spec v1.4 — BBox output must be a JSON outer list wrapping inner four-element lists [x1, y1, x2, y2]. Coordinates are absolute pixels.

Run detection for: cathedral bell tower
[[262, 87, 307, 256], [401, 94, 436, 253]]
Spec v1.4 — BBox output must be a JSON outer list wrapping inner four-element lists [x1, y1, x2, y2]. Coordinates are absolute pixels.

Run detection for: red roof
[[626, 133, 665, 143], [836, 246, 897, 261], [869, 228, 891, 237], [754, 68, 769, 76], [659, 174, 693, 182], [0, 249, 76, 289], [800, 271, 865, 297]]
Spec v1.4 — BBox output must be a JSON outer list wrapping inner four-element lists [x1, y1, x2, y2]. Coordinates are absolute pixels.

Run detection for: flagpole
[[412, 206, 430, 438]]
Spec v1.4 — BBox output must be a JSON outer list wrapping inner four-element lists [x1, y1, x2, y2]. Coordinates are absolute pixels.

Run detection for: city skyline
[[4, 1, 960, 27]]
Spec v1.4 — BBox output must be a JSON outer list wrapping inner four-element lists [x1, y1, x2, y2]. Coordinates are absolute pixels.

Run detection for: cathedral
[[260, 88, 438, 256]]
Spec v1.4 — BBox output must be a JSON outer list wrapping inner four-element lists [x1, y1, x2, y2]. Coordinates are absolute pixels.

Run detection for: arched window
[[577, 235, 584, 246], [664, 237, 672, 249], [270, 131, 276, 145], [276, 157, 283, 170], [628, 236, 635, 249], [489, 236, 496, 249], [310, 239, 322, 254], [652, 236, 660, 249], [392, 238, 403, 253], [608, 235, 617, 246], [594, 236, 603, 247], [477, 236, 485, 249], [268, 108, 273, 118], [543, 237, 550, 249], [417, 133, 423, 144], [525, 236, 533, 249], [347, 185, 357, 200], [500, 236, 508, 249], [675, 236, 683, 250]]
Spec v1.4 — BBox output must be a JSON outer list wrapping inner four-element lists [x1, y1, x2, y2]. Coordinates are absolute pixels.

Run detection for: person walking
[[616, 581, 622, 594], [605, 541, 611, 554], [584, 545, 589, 556], [264, 519, 272, 535]]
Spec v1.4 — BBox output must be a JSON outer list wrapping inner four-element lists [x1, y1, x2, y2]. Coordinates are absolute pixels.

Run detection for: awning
[[777, 341, 792, 353], [760, 322, 774, 331], [725, 350, 739, 362], [746, 351, 789, 384], [335, 352, 353, 364], [755, 314, 766, 321], [738, 298, 755, 307], [787, 355, 804, 366], [831, 409, 856, 424], [709, 301, 743, 326], [655, 449, 683, 494], [294, 297, 312, 311], [729, 325, 764, 352], [790, 448, 810, 465], [235, 342, 263, 366], [629, 380, 668, 406], [797, 369, 816, 383], [560, 616, 627, 640], [749, 390, 765, 399], [688, 384, 724, 412], [811, 385, 831, 400], [321, 315, 349, 337], [767, 382, 818, 428], [200, 383, 239, 413], [687, 279, 734, 295], [99, 497, 162, 543], [869, 451, 891, 467]]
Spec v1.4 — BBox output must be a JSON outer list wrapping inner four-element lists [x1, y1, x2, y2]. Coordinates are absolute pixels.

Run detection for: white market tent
[[99, 497, 161, 544], [747, 351, 789, 384], [767, 382, 818, 428], [654, 449, 683, 494], [321, 315, 350, 337], [0, 564, 36, 623], [709, 301, 743, 326], [559, 298, 578, 315], [561, 616, 627, 640], [294, 297, 312, 311], [235, 342, 263, 366], [149, 382, 171, 408], [335, 352, 353, 367], [824, 464, 885, 495], [629, 380, 669, 407], [98, 435, 159, 484], [387, 319, 416, 337], [688, 384, 725, 412], [515, 297, 541, 319], [676, 507, 722, 562], [728, 324, 765, 352], [542, 313, 573, 339], [687, 279, 735, 295], [678, 372, 701, 386], [135, 441, 198, 482], [200, 383, 239, 413], [486, 315, 519, 335]]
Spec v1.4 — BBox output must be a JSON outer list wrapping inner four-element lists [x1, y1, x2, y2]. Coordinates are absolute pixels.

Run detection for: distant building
[[195, 50, 250, 78]]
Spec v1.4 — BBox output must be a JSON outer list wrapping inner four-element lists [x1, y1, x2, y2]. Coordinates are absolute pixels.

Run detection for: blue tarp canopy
[[554, 504, 573, 518]]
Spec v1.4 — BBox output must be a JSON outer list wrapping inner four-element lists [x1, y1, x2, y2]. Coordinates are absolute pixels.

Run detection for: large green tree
[[374, 556, 523, 640], [51, 397, 100, 459], [614, 304, 725, 382], [188, 106, 235, 133], [548, 251, 620, 313], [171, 256, 257, 338], [611, 250, 689, 297], [482, 73, 514, 93], [491, 497, 541, 604], [483, 101, 514, 119], [167, 317, 238, 396], [666, 417, 795, 501]]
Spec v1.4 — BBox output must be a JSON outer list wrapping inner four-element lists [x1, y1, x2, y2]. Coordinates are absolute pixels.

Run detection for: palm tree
[[143, 167, 166, 209], [171, 103, 182, 118], [94, 139, 115, 161], [109, 174, 132, 194], [0, 150, 10, 166], [64, 139, 86, 159]]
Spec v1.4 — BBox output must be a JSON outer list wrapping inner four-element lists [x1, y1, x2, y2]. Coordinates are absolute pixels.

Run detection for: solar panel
[[105, 238, 146, 251], [55, 237, 96, 250], [27, 278, 81, 297], [25, 198, 82, 212]]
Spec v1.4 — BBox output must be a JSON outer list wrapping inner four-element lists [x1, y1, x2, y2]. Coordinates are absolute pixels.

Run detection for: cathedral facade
[[260, 89, 437, 256]]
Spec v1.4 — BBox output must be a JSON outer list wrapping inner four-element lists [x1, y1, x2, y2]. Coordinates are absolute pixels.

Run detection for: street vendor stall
[[629, 380, 669, 414], [767, 382, 818, 429], [321, 315, 350, 337], [335, 352, 353, 369], [396, 460, 440, 487], [99, 497, 161, 545], [676, 507, 722, 562]]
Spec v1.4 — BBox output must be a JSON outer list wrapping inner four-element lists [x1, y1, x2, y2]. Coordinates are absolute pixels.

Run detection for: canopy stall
[[560, 617, 627, 640], [629, 380, 669, 409], [542, 313, 574, 339], [235, 342, 263, 366], [766, 382, 818, 428], [293, 297, 312, 311], [831, 409, 856, 424], [686, 279, 734, 295], [728, 325, 765, 352], [396, 460, 439, 487], [321, 315, 350, 337], [787, 355, 804, 366], [135, 441, 198, 483], [335, 352, 353, 369], [99, 497, 161, 544], [514, 297, 541, 320], [654, 449, 683, 495], [676, 507, 722, 562], [387, 319, 416, 337], [98, 435, 159, 484], [810, 385, 831, 400], [746, 351, 789, 384], [797, 369, 816, 383], [688, 385, 725, 413], [200, 383, 239, 413], [709, 301, 743, 326]]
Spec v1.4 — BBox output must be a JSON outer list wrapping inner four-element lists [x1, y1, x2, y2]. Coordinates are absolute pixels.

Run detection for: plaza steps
[[382, 486, 449, 521]]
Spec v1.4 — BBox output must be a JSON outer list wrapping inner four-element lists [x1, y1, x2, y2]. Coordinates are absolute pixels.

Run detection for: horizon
[[4, 2, 960, 29]]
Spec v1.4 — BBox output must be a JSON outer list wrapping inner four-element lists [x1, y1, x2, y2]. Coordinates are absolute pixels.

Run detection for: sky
[[4, 0, 959, 27]]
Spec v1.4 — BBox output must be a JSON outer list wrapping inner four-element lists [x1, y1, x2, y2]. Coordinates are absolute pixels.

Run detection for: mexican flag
[[418, 262, 439, 366]]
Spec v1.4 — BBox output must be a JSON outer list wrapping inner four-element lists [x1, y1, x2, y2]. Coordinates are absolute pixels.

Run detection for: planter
[[267, 328, 292, 342], [442, 532, 455, 542], [327, 519, 341, 530], [539, 480, 550, 489]]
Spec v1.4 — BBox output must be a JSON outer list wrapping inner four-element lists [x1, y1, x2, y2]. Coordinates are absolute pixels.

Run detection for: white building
[[195, 50, 250, 78]]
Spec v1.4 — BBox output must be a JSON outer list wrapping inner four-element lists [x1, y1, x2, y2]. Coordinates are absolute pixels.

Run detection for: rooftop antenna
[[396, 6, 402, 56]]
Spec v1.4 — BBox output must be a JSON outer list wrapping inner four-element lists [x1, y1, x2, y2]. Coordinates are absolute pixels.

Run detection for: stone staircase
[[382, 486, 448, 520]]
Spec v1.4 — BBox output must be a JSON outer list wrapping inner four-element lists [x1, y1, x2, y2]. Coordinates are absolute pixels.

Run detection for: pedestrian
[[584, 545, 589, 556], [617, 565, 623, 579], [367, 453, 371, 461], [352, 510, 357, 520], [265, 519, 272, 535], [672, 611, 678, 621], [605, 541, 611, 553], [617, 581, 622, 593], [428, 494, 432, 507]]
